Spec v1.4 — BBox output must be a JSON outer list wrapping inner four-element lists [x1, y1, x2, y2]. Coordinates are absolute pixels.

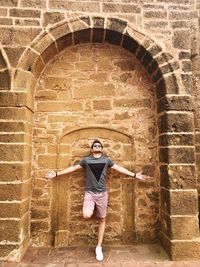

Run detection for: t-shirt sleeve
[[78, 158, 86, 168], [107, 157, 114, 168]]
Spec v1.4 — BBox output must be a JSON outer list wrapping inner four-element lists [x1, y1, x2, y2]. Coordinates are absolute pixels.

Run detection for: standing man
[[46, 139, 150, 261]]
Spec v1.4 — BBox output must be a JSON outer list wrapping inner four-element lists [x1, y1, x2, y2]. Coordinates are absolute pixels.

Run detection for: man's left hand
[[135, 171, 152, 181]]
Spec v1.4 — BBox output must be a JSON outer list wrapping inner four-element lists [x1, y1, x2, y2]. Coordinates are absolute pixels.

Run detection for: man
[[46, 139, 150, 261]]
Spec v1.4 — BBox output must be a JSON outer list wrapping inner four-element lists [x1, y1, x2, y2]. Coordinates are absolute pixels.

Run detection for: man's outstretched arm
[[111, 164, 151, 181], [45, 164, 83, 179]]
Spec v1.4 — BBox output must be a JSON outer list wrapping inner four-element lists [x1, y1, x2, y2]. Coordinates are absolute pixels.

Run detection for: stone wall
[[31, 43, 158, 246], [0, 0, 199, 262]]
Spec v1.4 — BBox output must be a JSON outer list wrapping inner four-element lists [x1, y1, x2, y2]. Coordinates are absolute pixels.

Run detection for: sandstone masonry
[[0, 0, 199, 262]]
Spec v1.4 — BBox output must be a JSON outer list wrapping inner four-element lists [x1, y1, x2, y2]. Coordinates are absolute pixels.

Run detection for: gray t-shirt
[[79, 155, 114, 192]]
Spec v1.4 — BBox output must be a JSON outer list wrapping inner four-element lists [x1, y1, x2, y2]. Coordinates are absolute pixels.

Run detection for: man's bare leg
[[97, 217, 106, 246], [95, 217, 106, 261]]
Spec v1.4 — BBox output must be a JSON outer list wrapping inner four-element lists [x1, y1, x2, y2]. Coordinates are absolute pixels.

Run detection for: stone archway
[[0, 15, 199, 261]]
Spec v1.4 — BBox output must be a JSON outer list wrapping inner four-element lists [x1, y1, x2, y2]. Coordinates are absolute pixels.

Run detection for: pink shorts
[[83, 191, 108, 219]]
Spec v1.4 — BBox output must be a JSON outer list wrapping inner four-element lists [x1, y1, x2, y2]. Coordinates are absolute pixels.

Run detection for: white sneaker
[[95, 246, 103, 261]]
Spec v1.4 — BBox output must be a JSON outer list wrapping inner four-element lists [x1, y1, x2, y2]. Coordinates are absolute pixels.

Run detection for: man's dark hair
[[91, 139, 103, 149]]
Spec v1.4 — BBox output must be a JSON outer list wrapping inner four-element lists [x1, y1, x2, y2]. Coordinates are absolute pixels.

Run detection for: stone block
[[158, 112, 194, 133], [146, 59, 158, 75], [42, 11, 65, 27], [159, 133, 194, 146], [50, 21, 71, 40], [36, 101, 82, 112], [70, 17, 91, 32], [160, 164, 196, 190], [31, 207, 49, 220], [0, 91, 27, 107], [170, 216, 199, 239], [0, 162, 31, 182], [0, 220, 20, 242], [31, 220, 49, 232], [0, 0, 18, 6], [75, 60, 96, 71], [41, 42, 58, 64], [91, 16, 105, 28], [73, 83, 115, 99], [171, 240, 200, 260], [169, 10, 190, 20], [56, 33, 73, 52], [157, 95, 194, 112], [0, 198, 29, 218], [161, 231, 200, 260], [136, 45, 147, 61], [147, 44, 162, 58], [13, 69, 36, 91], [144, 10, 167, 19], [0, 144, 32, 162], [113, 98, 151, 108], [154, 53, 173, 66], [38, 155, 57, 169], [0, 181, 30, 201], [106, 17, 127, 33], [4, 47, 25, 68], [173, 30, 190, 49], [181, 73, 192, 94], [140, 51, 153, 67], [0, 244, 19, 258], [17, 48, 44, 75], [0, 69, 10, 89], [92, 28, 104, 43], [9, 8, 41, 18], [182, 60, 192, 72], [155, 75, 178, 99], [74, 29, 91, 45], [20, 0, 46, 8], [0, 133, 31, 144], [161, 188, 198, 215], [102, 3, 140, 13], [52, 1, 100, 12], [105, 29, 123, 45], [31, 32, 55, 55], [0, 107, 33, 122], [0, 121, 32, 133], [161, 211, 199, 240], [159, 61, 180, 76], [93, 100, 112, 110], [0, 27, 40, 46], [122, 35, 139, 54], [159, 147, 195, 164]]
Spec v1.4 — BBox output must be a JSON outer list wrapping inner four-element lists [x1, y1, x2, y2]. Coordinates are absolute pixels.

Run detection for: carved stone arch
[[0, 47, 11, 90], [58, 126, 135, 167], [14, 15, 181, 102]]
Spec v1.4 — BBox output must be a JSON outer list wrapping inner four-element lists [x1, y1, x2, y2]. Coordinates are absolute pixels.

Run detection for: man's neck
[[92, 153, 102, 159]]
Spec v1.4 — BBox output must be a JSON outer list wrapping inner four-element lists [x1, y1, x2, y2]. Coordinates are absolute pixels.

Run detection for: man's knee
[[98, 217, 106, 223], [83, 210, 93, 219]]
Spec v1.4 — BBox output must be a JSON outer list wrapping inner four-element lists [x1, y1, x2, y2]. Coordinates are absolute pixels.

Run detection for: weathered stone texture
[[161, 189, 198, 215], [161, 211, 199, 240], [0, 0, 200, 262], [158, 112, 194, 133], [32, 43, 158, 247]]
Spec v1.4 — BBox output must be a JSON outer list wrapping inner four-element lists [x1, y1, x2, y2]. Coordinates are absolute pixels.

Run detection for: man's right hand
[[45, 170, 56, 179]]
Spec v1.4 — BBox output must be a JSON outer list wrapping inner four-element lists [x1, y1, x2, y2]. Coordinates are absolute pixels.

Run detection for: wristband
[[55, 171, 57, 177]]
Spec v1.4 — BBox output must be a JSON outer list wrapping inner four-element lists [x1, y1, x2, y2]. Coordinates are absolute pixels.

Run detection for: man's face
[[91, 143, 102, 154]]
